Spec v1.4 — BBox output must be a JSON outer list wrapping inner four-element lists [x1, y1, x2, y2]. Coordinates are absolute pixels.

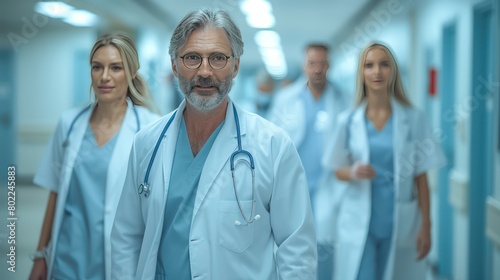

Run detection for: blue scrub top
[[52, 125, 117, 280], [156, 116, 224, 280], [366, 114, 395, 239], [296, 87, 326, 194]]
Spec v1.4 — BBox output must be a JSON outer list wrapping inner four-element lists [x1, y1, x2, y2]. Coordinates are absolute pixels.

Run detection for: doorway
[[438, 22, 456, 279], [469, 3, 494, 279]]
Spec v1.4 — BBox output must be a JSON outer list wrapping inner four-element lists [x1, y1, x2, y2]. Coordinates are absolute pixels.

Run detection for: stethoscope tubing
[[140, 104, 258, 225], [143, 110, 177, 187]]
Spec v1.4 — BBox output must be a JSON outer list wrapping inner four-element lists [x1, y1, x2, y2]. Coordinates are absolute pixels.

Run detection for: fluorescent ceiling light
[[62, 10, 98, 27], [34, 1, 98, 27], [240, 0, 275, 28], [258, 47, 287, 79], [267, 68, 287, 79], [246, 14, 275, 29], [240, 0, 272, 15], [255, 30, 281, 48], [35, 1, 74, 18]]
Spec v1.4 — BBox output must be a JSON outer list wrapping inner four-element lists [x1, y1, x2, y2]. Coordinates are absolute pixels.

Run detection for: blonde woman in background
[[323, 42, 445, 280], [29, 32, 160, 280]]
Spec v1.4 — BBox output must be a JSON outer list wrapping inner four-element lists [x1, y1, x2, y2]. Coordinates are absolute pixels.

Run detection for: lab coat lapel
[[351, 103, 369, 163], [392, 99, 410, 195], [106, 99, 137, 206], [48, 104, 93, 280], [159, 101, 185, 209], [104, 98, 138, 280], [61, 103, 94, 188], [192, 100, 239, 219]]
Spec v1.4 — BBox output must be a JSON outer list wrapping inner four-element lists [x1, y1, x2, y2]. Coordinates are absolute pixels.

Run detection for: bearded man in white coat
[[111, 8, 317, 280]]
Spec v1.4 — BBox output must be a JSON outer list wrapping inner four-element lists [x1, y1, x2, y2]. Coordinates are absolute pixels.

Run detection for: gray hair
[[168, 8, 244, 59]]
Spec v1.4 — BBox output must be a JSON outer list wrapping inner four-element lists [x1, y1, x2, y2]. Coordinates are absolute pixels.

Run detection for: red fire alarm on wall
[[428, 67, 437, 96]]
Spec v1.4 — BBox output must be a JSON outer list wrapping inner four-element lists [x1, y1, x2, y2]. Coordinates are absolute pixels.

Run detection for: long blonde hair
[[89, 32, 158, 112], [353, 42, 411, 107]]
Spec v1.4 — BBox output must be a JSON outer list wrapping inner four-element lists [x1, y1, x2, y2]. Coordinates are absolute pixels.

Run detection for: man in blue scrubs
[[268, 44, 349, 280]]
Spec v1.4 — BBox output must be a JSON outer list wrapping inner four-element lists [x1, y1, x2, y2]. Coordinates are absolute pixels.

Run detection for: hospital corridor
[[1, 0, 500, 279]]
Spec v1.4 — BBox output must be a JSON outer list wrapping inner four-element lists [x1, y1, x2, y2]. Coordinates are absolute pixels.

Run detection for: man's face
[[172, 26, 240, 112], [303, 47, 329, 86]]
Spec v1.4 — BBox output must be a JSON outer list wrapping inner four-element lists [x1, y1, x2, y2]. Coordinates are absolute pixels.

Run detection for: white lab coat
[[111, 99, 317, 280], [322, 99, 446, 280], [33, 98, 159, 280], [267, 78, 349, 243]]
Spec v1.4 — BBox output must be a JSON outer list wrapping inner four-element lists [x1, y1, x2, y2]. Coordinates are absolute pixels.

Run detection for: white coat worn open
[[323, 99, 446, 280], [33, 99, 159, 279], [111, 100, 317, 279]]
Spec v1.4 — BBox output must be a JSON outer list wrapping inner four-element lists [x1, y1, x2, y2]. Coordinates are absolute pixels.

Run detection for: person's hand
[[416, 223, 431, 261], [28, 259, 47, 280], [350, 162, 376, 180]]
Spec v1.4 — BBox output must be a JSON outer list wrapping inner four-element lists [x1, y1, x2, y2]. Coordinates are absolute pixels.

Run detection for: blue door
[[0, 50, 16, 184], [469, 3, 494, 279], [438, 22, 456, 279]]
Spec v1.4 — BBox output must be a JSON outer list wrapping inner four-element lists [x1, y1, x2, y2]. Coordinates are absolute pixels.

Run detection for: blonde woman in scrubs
[[323, 42, 445, 280], [28, 33, 160, 280]]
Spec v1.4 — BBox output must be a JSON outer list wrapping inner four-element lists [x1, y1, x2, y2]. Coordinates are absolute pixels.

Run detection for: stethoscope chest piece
[[138, 183, 151, 198], [138, 105, 259, 226]]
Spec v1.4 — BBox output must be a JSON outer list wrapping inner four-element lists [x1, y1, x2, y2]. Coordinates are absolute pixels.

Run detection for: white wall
[[136, 28, 177, 115], [13, 29, 97, 177], [414, 2, 475, 278], [0, 27, 97, 178]]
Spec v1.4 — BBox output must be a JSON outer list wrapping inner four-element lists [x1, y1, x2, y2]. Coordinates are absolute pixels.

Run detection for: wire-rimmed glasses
[[179, 52, 233, 70]]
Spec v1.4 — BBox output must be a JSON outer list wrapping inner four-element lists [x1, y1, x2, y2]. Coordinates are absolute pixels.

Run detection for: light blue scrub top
[[156, 117, 224, 280], [52, 125, 117, 280], [366, 114, 395, 239], [296, 87, 326, 194]]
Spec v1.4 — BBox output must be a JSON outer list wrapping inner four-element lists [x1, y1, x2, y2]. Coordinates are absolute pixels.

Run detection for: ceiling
[[0, 0, 378, 77], [139, 0, 377, 76]]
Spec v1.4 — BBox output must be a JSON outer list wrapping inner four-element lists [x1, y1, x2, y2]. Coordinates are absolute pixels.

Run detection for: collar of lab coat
[[390, 98, 411, 160]]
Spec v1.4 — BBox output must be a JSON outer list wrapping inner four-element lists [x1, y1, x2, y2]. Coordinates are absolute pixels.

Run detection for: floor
[[0, 184, 48, 280]]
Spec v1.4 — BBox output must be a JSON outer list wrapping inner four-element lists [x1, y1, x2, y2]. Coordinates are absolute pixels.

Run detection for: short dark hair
[[305, 43, 329, 53]]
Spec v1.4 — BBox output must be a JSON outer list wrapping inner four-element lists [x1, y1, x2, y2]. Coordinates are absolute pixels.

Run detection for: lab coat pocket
[[396, 200, 421, 248], [218, 200, 255, 253]]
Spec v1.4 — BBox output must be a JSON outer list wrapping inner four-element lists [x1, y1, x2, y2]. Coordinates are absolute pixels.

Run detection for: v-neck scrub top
[[155, 117, 224, 280], [366, 114, 394, 239], [52, 126, 118, 280]]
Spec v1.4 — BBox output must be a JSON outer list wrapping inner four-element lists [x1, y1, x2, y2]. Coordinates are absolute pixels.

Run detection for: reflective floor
[[0, 184, 48, 280]]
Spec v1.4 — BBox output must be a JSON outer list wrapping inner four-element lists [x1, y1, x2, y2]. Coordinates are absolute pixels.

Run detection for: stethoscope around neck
[[138, 104, 260, 226], [62, 103, 140, 148]]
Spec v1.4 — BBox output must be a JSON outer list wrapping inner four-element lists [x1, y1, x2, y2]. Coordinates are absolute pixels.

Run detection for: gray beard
[[179, 75, 233, 112]]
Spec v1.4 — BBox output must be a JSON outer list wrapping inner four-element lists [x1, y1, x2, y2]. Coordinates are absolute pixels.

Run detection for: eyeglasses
[[179, 52, 233, 70], [306, 61, 329, 69]]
